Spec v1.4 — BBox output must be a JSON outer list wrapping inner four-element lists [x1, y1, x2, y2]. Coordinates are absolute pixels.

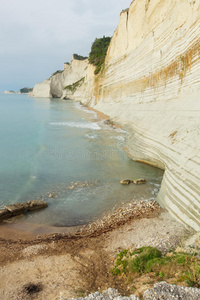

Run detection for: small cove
[[0, 94, 164, 228]]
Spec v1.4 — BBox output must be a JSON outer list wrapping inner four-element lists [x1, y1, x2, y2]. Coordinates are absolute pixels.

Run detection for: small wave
[[50, 121, 101, 130], [110, 135, 125, 142], [74, 102, 98, 119], [85, 133, 97, 139], [98, 120, 126, 133]]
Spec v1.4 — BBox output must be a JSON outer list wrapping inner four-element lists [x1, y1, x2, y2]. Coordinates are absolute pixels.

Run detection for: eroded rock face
[[31, 57, 88, 99], [83, 0, 200, 231], [30, 79, 51, 98]]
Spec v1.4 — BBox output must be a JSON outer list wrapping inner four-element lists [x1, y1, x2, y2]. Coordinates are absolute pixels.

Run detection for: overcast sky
[[0, 0, 131, 92]]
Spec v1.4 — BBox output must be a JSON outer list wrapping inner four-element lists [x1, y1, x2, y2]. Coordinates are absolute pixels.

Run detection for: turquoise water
[[0, 93, 163, 226]]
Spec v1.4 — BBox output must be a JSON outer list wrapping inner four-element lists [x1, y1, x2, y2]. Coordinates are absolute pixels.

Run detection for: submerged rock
[[132, 179, 146, 185], [120, 179, 132, 185]]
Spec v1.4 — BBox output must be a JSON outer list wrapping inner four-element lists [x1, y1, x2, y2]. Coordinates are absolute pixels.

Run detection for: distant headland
[[4, 87, 33, 94]]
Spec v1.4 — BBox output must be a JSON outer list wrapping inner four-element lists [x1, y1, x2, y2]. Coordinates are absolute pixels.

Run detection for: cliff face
[[31, 0, 200, 231], [89, 0, 200, 231], [30, 79, 51, 98], [30, 56, 88, 99]]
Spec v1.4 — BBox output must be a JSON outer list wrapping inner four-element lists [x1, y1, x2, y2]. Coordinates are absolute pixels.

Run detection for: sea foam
[[50, 121, 101, 130]]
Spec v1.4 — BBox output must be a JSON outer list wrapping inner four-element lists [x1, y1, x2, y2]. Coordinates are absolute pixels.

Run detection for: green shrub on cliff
[[73, 54, 88, 61], [89, 36, 111, 75], [64, 77, 85, 93]]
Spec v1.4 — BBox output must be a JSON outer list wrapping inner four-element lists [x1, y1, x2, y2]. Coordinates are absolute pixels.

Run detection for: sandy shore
[[0, 201, 193, 300]]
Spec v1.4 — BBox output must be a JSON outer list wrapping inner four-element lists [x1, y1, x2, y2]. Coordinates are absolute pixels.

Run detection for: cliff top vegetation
[[73, 54, 88, 61], [51, 70, 63, 77], [89, 36, 111, 75], [19, 87, 33, 93]]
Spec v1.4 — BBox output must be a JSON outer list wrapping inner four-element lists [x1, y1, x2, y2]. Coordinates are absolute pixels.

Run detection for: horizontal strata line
[[163, 187, 200, 227], [164, 170, 200, 209], [162, 180, 200, 222], [161, 198, 199, 229], [103, 40, 200, 90], [132, 132, 200, 182], [128, 121, 200, 153], [131, 140, 200, 197]]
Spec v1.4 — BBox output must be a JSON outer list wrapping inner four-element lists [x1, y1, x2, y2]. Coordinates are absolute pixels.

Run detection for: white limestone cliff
[[30, 79, 51, 98], [31, 0, 200, 231], [30, 56, 88, 99]]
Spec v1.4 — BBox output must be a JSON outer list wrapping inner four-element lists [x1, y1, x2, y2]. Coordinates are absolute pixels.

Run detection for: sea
[[0, 93, 164, 227]]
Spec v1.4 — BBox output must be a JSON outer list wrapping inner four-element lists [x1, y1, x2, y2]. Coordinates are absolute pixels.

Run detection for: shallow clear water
[[0, 93, 163, 226]]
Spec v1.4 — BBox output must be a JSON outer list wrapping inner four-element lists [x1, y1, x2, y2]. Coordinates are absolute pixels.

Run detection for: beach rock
[[132, 179, 146, 185], [0, 208, 12, 220], [48, 193, 54, 198], [0, 200, 48, 221], [120, 179, 131, 185], [27, 200, 48, 211], [143, 282, 200, 300], [5, 203, 29, 214]]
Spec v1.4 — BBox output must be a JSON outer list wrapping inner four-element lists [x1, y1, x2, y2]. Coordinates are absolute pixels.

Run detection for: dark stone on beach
[[0, 208, 12, 220], [5, 203, 29, 214], [132, 178, 146, 185], [27, 200, 48, 211], [120, 179, 131, 185], [0, 200, 48, 222], [104, 119, 114, 126]]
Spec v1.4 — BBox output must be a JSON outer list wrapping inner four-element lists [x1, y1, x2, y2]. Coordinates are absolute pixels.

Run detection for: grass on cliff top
[[89, 36, 111, 75], [111, 247, 200, 288]]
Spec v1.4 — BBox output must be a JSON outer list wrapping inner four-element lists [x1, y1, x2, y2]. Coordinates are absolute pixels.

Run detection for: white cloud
[[0, 0, 131, 91]]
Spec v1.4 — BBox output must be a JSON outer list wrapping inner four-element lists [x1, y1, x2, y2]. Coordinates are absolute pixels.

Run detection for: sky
[[0, 0, 131, 92]]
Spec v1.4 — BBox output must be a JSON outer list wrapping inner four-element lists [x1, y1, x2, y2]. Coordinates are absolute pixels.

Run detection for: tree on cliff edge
[[89, 36, 111, 75]]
